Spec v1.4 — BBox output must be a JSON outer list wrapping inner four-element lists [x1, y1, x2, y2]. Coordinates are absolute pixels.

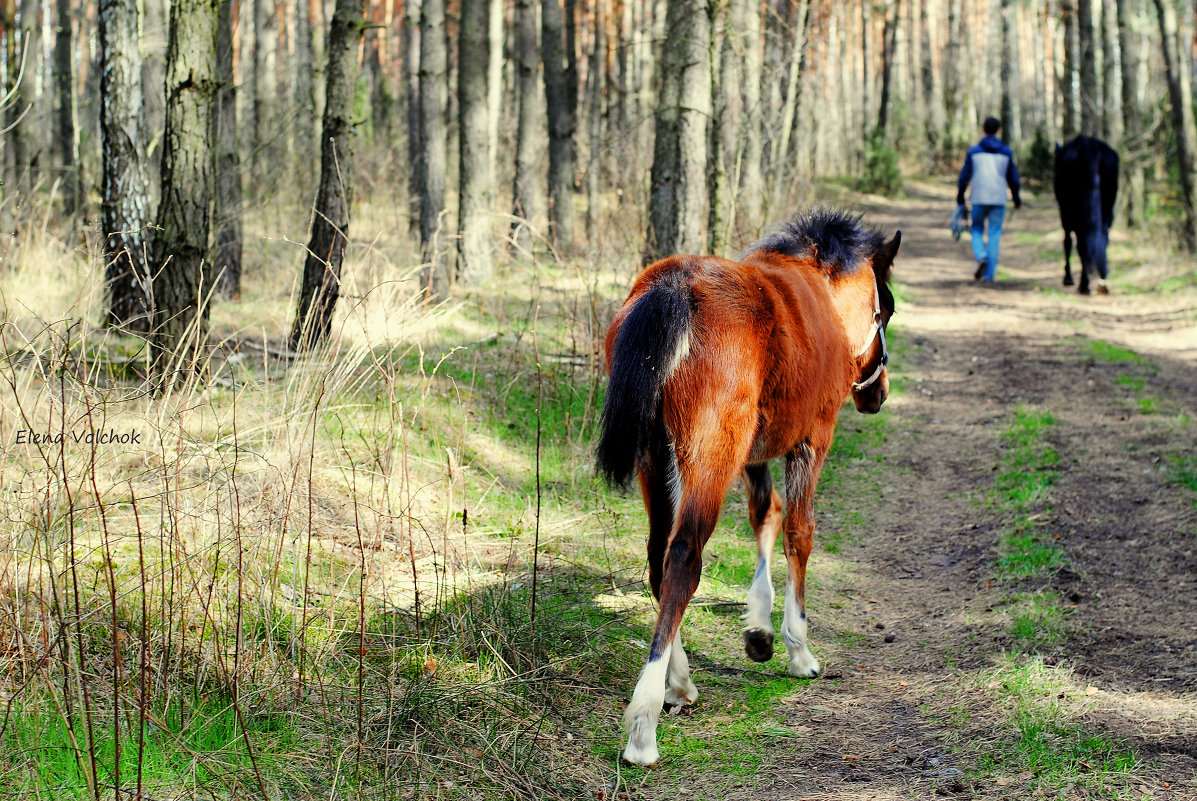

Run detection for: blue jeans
[[971, 204, 1006, 281]]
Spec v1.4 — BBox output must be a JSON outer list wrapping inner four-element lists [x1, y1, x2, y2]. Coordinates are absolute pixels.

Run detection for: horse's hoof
[[1096, 282, 1109, 295], [1063, 275, 1074, 286], [743, 628, 775, 663], [1078, 284, 1091, 295], [621, 740, 660, 767]]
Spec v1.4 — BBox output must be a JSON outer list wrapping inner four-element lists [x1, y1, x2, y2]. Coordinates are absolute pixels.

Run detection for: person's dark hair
[[983, 117, 1002, 135]]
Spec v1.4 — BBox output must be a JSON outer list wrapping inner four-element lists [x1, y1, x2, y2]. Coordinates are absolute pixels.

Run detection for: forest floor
[[610, 179, 1197, 801]]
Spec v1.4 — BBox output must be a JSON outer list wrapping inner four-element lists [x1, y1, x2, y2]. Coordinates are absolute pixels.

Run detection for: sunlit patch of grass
[[978, 657, 1138, 793], [1085, 339, 1145, 364], [1136, 396, 1158, 414], [1005, 591, 1068, 650], [1114, 373, 1145, 392]]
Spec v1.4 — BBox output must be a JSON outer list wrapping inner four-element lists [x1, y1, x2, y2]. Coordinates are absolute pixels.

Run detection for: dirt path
[[683, 182, 1197, 800]]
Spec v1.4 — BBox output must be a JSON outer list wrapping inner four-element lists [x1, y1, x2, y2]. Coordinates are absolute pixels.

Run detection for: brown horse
[[598, 207, 900, 766]]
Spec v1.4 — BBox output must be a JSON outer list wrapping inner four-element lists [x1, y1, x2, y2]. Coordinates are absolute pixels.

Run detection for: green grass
[[1114, 374, 1145, 392], [1085, 340, 1145, 364], [996, 524, 1066, 580], [1136, 396, 1159, 414], [1, 698, 301, 799], [1007, 591, 1068, 649], [978, 658, 1137, 793]]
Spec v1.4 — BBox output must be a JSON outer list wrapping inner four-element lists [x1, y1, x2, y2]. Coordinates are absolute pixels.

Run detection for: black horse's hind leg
[[1062, 231, 1075, 286], [742, 463, 783, 663]]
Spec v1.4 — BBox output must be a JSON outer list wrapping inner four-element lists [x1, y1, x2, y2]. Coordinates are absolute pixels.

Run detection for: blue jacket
[[958, 136, 1021, 207]]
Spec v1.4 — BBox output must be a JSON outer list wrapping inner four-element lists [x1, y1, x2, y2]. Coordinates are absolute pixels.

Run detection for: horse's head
[[850, 231, 900, 414]]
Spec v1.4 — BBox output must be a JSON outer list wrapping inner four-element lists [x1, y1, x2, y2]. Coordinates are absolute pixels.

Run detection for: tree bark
[[405, 0, 421, 234], [149, 0, 220, 384], [486, 0, 504, 184], [140, 0, 167, 203], [999, 0, 1021, 142], [252, 0, 278, 179], [738, 0, 764, 233], [1099, 0, 1121, 142], [586, 0, 604, 245], [645, 0, 710, 262], [1077, 0, 1098, 134], [512, 0, 542, 250], [456, 0, 492, 286], [417, 0, 448, 293], [1061, 0, 1079, 136], [1117, 0, 1144, 224], [708, 0, 730, 253], [290, 0, 365, 348], [1153, 0, 1197, 249], [3, 0, 28, 208], [100, 0, 151, 331], [877, 0, 901, 135], [53, 0, 81, 216], [543, 0, 576, 249], [294, 0, 317, 175], [214, 0, 242, 298]]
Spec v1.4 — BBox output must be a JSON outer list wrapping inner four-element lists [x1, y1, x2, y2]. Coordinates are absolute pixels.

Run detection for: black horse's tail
[[597, 273, 693, 488]]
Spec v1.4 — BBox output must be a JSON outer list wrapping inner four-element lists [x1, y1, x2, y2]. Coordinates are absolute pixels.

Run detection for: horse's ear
[[876, 231, 901, 277]]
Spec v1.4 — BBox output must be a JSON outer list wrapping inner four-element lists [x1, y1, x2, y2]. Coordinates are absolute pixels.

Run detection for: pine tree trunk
[[294, 0, 316, 172], [149, 0, 220, 384], [1077, 0, 1098, 134], [543, 0, 576, 249], [999, 0, 1021, 142], [486, 0, 504, 183], [418, 0, 448, 293], [405, 0, 421, 234], [1099, 0, 1121, 141], [100, 0, 151, 331], [456, 0, 492, 286], [141, 0, 167, 203], [290, 0, 365, 348], [645, 0, 710, 262], [53, 0, 81, 216], [586, 0, 604, 245], [3, 0, 28, 207], [512, 0, 542, 250], [708, 0, 730, 254], [1061, 0, 1079, 136], [214, 0, 242, 298], [252, 0, 278, 179], [943, 0, 963, 139], [739, 0, 764, 232], [1153, 0, 1197, 249], [877, 0, 901, 135], [1117, 0, 1144, 225]]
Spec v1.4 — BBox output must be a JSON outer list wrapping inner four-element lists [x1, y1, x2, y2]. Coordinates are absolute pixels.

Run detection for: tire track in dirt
[[715, 182, 1197, 800]]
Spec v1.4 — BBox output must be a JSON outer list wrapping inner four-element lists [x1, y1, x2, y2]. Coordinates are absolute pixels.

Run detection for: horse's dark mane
[[743, 206, 885, 275]]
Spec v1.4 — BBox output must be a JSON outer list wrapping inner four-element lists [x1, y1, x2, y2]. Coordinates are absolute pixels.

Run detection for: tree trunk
[[1099, 0, 1121, 141], [738, 0, 764, 233], [417, 0, 448, 293], [291, 0, 364, 348], [877, 0, 901, 135], [486, 0, 504, 184], [1117, 0, 1144, 225], [708, 0, 730, 254], [921, 0, 944, 151], [214, 0, 242, 298], [512, 0, 542, 250], [1061, 0, 1078, 135], [1077, 0, 1098, 134], [252, 0, 278, 179], [943, 0, 963, 139], [149, 0, 219, 384], [53, 0, 81, 216], [3, 0, 28, 209], [586, 0, 604, 245], [405, 0, 421, 234], [543, 0, 576, 249], [1153, 0, 1197, 249], [456, 0, 491, 286], [645, 0, 710, 262], [999, 0, 1021, 142], [99, 0, 151, 331], [141, 0, 167, 203], [294, 0, 316, 174]]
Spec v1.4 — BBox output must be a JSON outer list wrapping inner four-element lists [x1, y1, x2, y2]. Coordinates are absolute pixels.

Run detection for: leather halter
[[851, 281, 888, 392]]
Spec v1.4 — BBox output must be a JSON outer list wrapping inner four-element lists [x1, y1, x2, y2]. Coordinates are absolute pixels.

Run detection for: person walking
[[957, 117, 1022, 283]]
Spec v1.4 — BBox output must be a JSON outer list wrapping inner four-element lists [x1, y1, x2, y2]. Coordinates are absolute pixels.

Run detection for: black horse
[[1054, 135, 1119, 295]]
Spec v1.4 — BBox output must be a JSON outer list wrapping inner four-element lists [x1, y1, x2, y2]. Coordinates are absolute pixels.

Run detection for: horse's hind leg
[[780, 441, 827, 678], [742, 463, 783, 662], [1062, 231, 1074, 286]]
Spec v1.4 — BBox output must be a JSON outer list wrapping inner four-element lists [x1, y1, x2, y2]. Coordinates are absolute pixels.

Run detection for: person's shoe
[[973, 259, 987, 281]]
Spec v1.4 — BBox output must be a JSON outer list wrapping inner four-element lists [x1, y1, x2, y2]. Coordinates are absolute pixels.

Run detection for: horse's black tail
[[597, 273, 693, 488]]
